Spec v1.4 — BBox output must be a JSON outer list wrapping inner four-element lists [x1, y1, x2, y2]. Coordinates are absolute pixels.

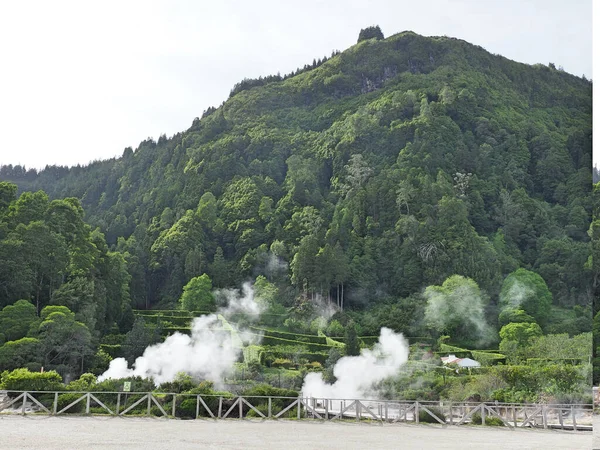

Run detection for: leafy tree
[[0, 181, 17, 211], [37, 306, 93, 375], [499, 322, 543, 347], [498, 308, 535, 327], [424, 275, 493, 347], [499, 269, 553, 328], [179, 274, 216, 312], [50, 277, 96, 331], [499, 322, 543, 363], [326, 319, 344, 337], [0, 300, 37, 342], [0, 338, 42, 371]]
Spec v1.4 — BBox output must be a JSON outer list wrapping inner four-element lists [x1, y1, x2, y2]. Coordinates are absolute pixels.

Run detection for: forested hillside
[[0, 30, 593, 387]]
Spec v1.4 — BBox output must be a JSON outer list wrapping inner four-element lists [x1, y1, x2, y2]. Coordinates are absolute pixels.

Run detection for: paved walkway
[[0, 415, 592, 449]]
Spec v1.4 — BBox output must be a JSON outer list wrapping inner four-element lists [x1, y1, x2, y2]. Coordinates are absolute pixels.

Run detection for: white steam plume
[[215, 282, 262, 317], [501, 281, 534, 310], [301, 328, 409, 400], [98, 282, 262, 385], [424, 279, 493, 345]]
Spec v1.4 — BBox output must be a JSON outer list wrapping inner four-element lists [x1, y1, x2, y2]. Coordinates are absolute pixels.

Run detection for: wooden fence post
[[21, 392, 27, 415], [542, 405, 547, 429], [558, 406, 564, 429]]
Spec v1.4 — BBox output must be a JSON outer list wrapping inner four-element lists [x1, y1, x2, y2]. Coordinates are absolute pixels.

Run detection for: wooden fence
[[0, 391, 592, 431]]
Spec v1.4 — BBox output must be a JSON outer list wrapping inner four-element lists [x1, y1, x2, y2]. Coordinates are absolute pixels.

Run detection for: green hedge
[[526, 357, 587, 366], [0, 368, 63, 391], [161, 327, 192, 336], [100, 334, 126, 345], [251, 326, 328, 345], [471, 351, 506, 366], [260, 334, 334, 352], [133, 310, 213, 317], [145, 316, 192, 327], [261, 350, 328, 365]]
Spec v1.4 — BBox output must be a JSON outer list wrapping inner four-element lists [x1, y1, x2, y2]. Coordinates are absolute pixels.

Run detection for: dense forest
[[0, 29, 594, 398]]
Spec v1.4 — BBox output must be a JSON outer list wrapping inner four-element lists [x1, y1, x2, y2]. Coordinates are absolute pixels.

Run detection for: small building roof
[[441, 354, 481, 368]]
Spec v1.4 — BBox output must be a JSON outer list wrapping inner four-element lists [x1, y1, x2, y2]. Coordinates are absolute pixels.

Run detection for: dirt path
[[0, 416, 592, 449]]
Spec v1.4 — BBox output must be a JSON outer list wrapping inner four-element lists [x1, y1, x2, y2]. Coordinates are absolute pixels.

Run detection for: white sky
[[0, 0, 594, 169]]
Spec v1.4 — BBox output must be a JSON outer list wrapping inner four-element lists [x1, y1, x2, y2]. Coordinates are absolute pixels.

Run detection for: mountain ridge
[[0, 30, 592, 316]]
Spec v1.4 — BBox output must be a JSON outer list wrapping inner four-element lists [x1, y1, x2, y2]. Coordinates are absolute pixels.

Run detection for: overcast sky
[[0, 0, 594, 169]]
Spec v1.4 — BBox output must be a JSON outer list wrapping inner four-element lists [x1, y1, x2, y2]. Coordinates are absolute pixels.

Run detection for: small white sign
[[123, 382, 131, 392]]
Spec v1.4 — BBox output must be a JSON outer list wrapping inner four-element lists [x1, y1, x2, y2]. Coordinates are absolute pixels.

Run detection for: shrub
[[326, 320, 344, 337], [304, 361, 322, 371], [272, 358, 294, 369], [57, 393, 86, 413], [0, 368, 63, 391], [471, 411, 505, 426], [90, 349, 112, 375], [93, 376, 155, 393], [418, 406, 446, 424], [246, 402, 270, 418], [67, 373, 97, 391], [158, 372, 197, 393], [177, 398, 197, 418], [242, 383, 298, 398]]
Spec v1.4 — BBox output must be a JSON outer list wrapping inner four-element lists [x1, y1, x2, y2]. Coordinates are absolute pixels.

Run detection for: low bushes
[[418, 406, 446, 423], [56, 393, 85, 413], [471, 411, 505, 426], [0, 368, 63, 392]]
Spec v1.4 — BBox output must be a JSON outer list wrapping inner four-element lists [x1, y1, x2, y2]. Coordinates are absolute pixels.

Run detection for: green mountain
[[1, 30, 592, 320]]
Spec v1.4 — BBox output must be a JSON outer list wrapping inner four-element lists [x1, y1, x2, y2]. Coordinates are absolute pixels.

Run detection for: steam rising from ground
[[98, 283, 262, 385], [215, 283, 262, 317], [301, 328, 409, 400], [500, 281, 533, 310], [424, 278, 493, 345]]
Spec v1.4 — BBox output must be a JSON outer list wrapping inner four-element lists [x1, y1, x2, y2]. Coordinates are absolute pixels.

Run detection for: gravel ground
[[594, 415, 600, 449], [0, 416, 592, 450]]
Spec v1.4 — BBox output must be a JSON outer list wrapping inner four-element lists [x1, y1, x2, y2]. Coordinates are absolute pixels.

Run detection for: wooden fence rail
[[0, 390, 592, 431]]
